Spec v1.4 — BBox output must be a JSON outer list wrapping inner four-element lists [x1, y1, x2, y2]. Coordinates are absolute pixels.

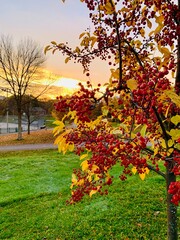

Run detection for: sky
[[0, 0, 110, 84]]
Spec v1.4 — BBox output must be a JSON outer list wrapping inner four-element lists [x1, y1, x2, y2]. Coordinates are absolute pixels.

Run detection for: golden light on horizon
[[53, 77, 80, 89], [38, 69, 83, 98]]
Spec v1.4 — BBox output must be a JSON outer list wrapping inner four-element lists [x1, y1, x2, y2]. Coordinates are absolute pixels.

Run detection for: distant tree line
[[0, 95, 55, 134]]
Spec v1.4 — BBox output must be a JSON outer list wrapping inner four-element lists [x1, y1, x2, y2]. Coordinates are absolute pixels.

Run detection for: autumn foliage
[[47, 0, 179, 238]]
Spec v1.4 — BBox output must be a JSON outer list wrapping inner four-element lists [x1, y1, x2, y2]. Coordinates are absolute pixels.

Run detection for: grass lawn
[[0, 149, 179, 239]]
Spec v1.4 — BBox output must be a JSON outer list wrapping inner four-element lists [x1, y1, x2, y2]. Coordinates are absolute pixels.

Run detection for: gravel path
[[0, 143, 58, 151]]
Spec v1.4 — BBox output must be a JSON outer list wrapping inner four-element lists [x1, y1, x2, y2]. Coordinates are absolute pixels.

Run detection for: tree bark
[[27, 115, 30, 135], [166, 169, 178, 240], [17, 110, 23, 140]]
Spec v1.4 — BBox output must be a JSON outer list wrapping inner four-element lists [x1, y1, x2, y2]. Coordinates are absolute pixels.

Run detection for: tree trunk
[[27, 115, 30, 135], [166, 169, 178, 240], [17, 110, 23, 140]]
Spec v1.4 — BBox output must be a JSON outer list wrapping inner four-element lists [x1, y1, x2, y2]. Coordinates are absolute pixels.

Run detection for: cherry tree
[[47, 0, 180, 239]]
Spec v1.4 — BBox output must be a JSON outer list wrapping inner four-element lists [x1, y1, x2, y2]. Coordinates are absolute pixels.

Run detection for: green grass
[[45, 116, 56, 128], [0, 150, 179, 239]]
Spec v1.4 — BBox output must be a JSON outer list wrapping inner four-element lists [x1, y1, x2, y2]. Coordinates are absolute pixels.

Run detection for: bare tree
[[0, 35, 46, 140]]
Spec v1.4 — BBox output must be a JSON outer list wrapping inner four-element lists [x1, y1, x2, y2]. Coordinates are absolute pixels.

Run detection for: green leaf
[[165, 90, 180, 108], [101, 106, 109, 116], [168, 129, 180, 140], [140, 125, 147, 137], [174, 143, 180, 150], [171, 115, 180, 125]]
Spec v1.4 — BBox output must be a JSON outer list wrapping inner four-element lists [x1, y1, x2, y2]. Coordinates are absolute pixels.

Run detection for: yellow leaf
[[165, 90, 180, 108], [78, 179, 84, 186], [71, 173, 77, 184], [168, 139, 174, 148], [126, 21, 132, 27], [80, 153, 89, 160], [161, 139, 167, 149], [51, 41, 57, 45], [54, 120, 65, 128], [68, 142, 74, 152], [127, 79, 137, 91], [104, 1, 115, 15], [147, 19, 152, 29], [134, 40, 142, 49], [65, 57, 71, 64], [89, 116, 103, 130], [81, 160, 89, 171], [54, 130, 73, 154], [140, 29, 145, 37], [145, 168, 150, 175], [139, 173, 146, 180], [67, 110, 77, 120], [53, 121, 65, 135], [149, 30, 154, 36], [74, 47, 80, 54], [112, 147, 119, 155], [154, 146, 159, 156], [154, 24, 163, 34], [79, 32, 86, 39], [167, 148, 174, 156], [44, 45, 51, 54], [171, 115, 180, 126], [111, 128, 122, 135], [110, 68, 119, 79], [90, 36, 97, 48], [91, 164, 99, 172], [120, 7, 129, 13], [54, 134, 64, 145], [155, 15, 164, 25], [165, 104, 171, 118], [94, 174, 100, 181], [131, 132, 136, 138], [160, 47, 170, 57], [89, 189, 97, 197], [132, 166, 137, 175], [105, 172, 111, 183], [118, 114, 122, 121]]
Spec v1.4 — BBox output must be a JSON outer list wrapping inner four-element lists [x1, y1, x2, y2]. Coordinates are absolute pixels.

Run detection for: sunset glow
[[54, 77, 80, 89]]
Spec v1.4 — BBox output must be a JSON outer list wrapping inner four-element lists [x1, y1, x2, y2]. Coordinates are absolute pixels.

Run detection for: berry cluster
[[168, 182, 180, 206], [52, 0, 180, 205]]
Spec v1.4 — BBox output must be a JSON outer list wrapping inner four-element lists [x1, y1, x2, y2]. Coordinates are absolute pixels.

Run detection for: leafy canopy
[[47, 0, 180, 206]]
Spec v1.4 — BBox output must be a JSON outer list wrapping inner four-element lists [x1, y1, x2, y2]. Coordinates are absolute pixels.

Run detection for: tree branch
[[147, 164, 166, 179]]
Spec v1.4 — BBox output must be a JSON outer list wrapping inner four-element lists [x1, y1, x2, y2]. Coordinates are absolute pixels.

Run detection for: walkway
[[0, 143, 57, 151]]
